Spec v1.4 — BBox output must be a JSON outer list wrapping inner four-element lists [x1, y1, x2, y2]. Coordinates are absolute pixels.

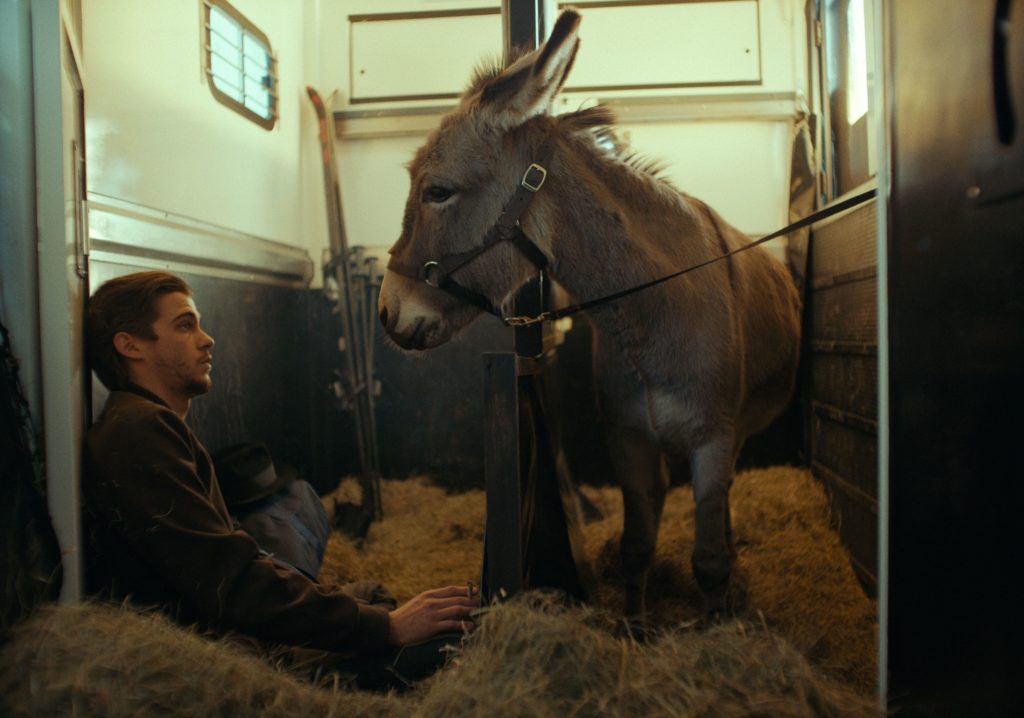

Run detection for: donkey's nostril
[[379, 307, 389, 327]]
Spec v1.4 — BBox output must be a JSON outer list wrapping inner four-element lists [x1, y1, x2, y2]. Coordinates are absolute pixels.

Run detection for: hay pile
[[0, 602, 396, 717], [421, 594, 876, 717], [323, 466, 877, 693], [0, 466, 878, 717], [321, 475, 485, 601], [0, 596, 875, 717]]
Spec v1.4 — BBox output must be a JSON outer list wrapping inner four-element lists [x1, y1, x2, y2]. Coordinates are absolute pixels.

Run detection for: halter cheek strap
[[386, 138, 555, 317]]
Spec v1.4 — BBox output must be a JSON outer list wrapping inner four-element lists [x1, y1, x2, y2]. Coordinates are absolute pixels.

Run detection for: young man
[[83, 271, 476, 681]]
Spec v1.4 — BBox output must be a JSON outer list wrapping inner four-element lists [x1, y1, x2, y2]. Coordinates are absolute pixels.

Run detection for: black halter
[[385, 138, 555, 317]]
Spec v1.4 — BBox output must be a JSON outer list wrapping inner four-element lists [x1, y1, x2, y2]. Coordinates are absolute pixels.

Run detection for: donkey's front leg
[[690, 436, 737, 617], [609, 428, 669, 617]]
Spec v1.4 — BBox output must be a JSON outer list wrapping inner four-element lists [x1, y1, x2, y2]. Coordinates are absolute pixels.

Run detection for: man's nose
[[199, 329, 215, 348]]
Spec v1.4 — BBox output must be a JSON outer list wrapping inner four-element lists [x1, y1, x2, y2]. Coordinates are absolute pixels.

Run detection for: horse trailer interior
[[1, 0, 1021, 715]]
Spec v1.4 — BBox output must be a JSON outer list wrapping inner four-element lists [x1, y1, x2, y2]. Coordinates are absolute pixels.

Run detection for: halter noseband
[[385, 138, 555, 317]]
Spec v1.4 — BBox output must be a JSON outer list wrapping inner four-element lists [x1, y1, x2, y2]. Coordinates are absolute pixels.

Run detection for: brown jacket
[[82, 385, 390, 654]]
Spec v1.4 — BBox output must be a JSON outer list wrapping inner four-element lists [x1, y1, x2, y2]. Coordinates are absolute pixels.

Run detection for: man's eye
[[422, 186, 454, 204]]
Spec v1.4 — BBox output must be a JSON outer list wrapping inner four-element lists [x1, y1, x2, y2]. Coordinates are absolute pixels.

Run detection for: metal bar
[[809, 339, 877, 355], [811, 460, 879, 513], [364, 256, 383, 517], [811, 400, 877, 434], [811, 265, 877, 290], [482, 352, 522, 600], [204, 64, 279, 101], [348, 246, 377, 515], [349, 8, 499, 23], [308, 88, 368, 480], [207, 25, 241, 49], [505, 0, 547, 357]]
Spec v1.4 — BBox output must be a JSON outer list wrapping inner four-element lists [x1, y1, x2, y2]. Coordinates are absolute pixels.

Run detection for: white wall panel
[[335, 135, 424, 252], [331, 119, 792, 263], [327, 0, 806, 268], [620, 120, 791, 237], [83, 0, 309, 252], [350, 12, 502, 102], [566, 1, 761, 90], [560, 0, 806, 105]]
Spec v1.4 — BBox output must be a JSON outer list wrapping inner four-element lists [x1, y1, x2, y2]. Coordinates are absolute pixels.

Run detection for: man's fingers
[[433, 604, 476, 621], [436, 618, 475, 634], [432, 596, 479, 610]]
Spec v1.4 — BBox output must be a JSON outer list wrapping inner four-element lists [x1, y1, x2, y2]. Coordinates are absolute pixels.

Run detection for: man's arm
[[84, 401, 391, 652]]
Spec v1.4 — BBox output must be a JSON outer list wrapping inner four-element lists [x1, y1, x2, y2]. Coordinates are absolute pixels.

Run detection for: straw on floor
[[0, 466, 878, 717]]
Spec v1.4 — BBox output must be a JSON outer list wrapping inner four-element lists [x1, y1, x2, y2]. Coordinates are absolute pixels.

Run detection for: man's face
[[138, 292, 215, 399]]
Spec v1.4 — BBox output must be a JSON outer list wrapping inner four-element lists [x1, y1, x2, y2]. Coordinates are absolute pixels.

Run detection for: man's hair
[[86, 271, 192, 390]]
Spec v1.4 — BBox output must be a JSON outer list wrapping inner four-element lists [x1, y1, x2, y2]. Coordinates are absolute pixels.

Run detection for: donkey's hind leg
[[609, 427, 670, 617], [690, 435, 738, 617]]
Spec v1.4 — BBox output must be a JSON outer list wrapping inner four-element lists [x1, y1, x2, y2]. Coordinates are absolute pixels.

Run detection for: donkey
[[378, 9, 801, 617]]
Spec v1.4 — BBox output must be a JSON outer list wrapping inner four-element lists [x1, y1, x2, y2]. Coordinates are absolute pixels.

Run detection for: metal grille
[[203, 0, 277, 128]]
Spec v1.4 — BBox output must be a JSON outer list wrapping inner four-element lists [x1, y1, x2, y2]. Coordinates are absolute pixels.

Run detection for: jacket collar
[[119, 382, 171, 410]]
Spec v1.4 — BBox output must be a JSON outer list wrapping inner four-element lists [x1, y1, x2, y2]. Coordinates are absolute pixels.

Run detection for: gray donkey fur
[[378, 9, 801, 616]]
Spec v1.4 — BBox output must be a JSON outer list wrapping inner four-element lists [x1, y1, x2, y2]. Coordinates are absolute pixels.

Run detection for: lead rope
[[502, 187, 877, 327]]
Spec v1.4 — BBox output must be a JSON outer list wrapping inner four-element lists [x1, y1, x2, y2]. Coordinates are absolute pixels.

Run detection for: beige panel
[[350, 12, 501, 101], [335, 133, 425, 254], [566, 1, 761, 90], [619, 119, 790, 238]]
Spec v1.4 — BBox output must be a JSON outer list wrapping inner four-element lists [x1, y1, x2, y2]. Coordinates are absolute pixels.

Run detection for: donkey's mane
[[559, 106, 674, 187], [464, 56, 674, 188]]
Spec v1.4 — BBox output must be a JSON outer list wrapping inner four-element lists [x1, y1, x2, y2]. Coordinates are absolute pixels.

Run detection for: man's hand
[[387, 585, 480, 646]]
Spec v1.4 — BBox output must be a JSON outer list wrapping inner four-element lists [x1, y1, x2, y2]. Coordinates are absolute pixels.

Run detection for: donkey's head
[[378, 9, 581, 350]]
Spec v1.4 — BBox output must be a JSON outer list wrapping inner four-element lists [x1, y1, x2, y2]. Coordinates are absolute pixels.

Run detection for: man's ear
[[113, 331, 146, 361]]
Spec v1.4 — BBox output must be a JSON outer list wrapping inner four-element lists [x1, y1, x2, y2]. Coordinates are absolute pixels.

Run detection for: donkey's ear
[[477, 9, 581, 128]]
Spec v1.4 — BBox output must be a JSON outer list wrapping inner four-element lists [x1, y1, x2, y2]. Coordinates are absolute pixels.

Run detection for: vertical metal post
[[503, 0, 552, 359], [482, 352, 522, 599], [502, 0, 548, 58], [481, 0, 546, 601], [32, 0, 88, 602]]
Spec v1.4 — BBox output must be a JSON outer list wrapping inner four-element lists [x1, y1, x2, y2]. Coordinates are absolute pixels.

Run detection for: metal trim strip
[[86, 194, 313, 287], [811, 399, 878, 434]]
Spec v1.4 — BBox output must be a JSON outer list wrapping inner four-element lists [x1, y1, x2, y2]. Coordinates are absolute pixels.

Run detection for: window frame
[[811, 0, 878, 201], [201, 0, 278, 130]]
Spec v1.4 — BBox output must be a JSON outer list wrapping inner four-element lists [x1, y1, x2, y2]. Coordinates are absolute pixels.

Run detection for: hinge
[[814, 20, 823, 47]]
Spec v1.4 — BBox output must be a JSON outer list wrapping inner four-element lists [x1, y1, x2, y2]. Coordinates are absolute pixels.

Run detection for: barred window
[[202, 0, 277, 129]]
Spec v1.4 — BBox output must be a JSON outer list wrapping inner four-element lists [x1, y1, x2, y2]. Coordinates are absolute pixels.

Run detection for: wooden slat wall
[[807, 199, 878, 592]]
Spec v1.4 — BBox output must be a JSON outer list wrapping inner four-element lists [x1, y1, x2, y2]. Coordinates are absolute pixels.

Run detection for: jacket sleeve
[[83, 405, 390, 653]]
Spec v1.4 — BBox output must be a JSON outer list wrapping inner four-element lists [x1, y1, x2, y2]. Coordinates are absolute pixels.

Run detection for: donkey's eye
[[422, 185, 454, 204]]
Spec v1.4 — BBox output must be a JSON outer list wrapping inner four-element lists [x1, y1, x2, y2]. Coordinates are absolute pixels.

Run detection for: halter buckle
[[503, 312, 549, 327], [521, 163, 547, 192], [420, 261, 445, 288]]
